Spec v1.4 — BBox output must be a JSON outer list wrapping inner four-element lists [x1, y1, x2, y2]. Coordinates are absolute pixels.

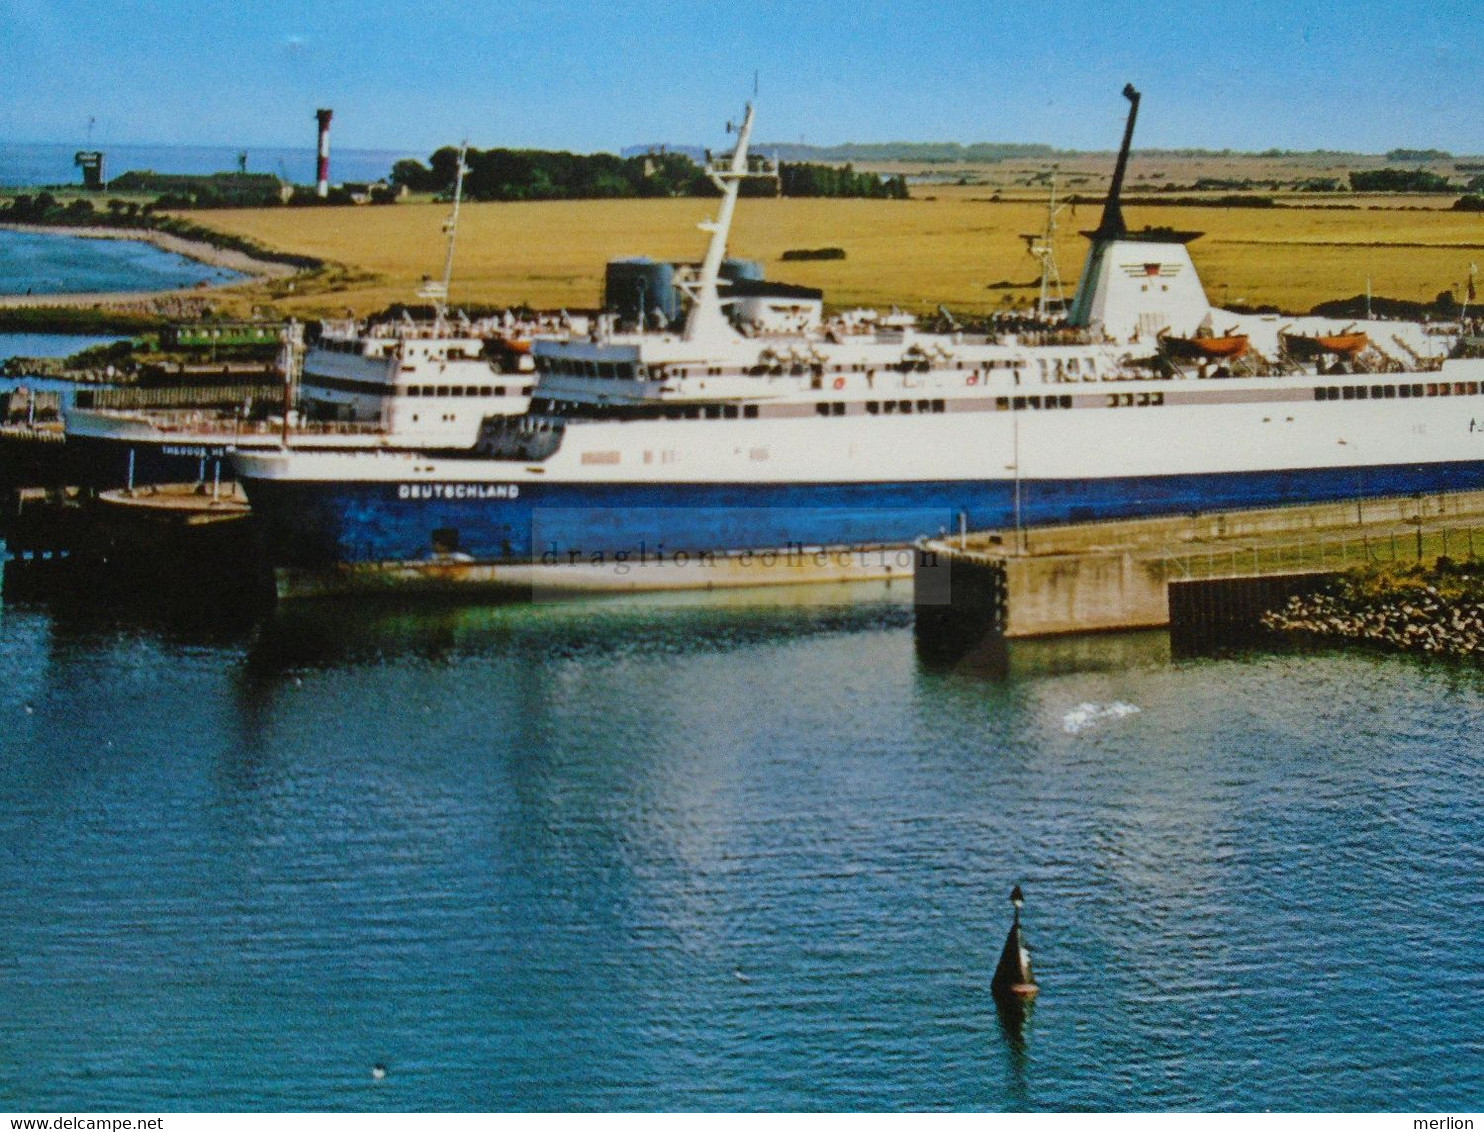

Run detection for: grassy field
[[186, 193, 1484, 319]]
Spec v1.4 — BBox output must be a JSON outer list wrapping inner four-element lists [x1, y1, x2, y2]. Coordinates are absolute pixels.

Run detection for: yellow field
[[191, 194, 1484, 319]]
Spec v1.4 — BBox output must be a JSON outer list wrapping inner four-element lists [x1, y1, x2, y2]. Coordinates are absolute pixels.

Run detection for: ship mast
[[1026, 165, 1067, 320], [682, 103, 757, 342], [1092, 84, 1140, 240], [419, 142, 469, 335]]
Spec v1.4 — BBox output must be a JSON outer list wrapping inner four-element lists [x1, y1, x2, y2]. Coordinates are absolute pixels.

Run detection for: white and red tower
[[314, 108, 333, 197]]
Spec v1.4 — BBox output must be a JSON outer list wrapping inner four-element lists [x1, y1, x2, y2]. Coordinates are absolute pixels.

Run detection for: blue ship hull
[[242, 459, 1484, 570]]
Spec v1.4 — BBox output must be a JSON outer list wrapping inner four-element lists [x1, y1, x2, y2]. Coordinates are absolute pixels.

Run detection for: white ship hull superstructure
[[63, 147, 547, 489], [63, 320, 538, 488], [233, 92, 1484, 596]]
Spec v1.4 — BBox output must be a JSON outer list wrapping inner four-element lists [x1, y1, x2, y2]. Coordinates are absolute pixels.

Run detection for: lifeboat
[[488, 334, 532, 355], [1159, 333, 1249, 360], [1281, 330, 1369, 358]]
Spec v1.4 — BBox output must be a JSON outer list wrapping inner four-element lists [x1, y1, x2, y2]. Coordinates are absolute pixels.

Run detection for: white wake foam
[[1062, 701, 1141, 734]]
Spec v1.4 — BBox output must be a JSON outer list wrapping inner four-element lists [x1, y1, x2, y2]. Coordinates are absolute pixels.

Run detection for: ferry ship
[[233, 89, 1484, 598], [62, 147, 543, 489]]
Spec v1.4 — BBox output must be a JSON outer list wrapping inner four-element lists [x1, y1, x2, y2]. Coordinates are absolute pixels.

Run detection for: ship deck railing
[[74, 409, 390, 438]]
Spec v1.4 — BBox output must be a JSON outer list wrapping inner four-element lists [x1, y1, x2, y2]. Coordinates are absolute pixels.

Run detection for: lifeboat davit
[[1281, 330, 1369, 358], [1159, 333, 1249, 360]]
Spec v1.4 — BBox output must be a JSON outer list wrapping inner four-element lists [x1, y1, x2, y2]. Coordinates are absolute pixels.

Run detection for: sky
[[1, 0, 1480, 156]]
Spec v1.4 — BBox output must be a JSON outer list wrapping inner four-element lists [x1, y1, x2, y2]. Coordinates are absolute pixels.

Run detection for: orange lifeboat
[[488, 334, 532, 355], [1159, 333, 1250, 360], [1281, 330, 1369, 358]]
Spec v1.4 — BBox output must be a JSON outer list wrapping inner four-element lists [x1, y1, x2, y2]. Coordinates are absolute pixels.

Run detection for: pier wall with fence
[[916, 490, 1484, 642]]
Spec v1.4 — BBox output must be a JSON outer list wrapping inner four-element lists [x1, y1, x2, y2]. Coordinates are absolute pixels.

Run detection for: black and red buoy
[[991, 885, 1039, 1002]]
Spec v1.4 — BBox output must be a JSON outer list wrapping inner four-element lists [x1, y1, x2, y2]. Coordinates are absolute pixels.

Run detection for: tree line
[[390, 147, 907, 201]]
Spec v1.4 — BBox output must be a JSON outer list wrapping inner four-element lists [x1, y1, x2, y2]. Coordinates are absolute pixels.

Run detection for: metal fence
[[1158, 524, 1484, 582]]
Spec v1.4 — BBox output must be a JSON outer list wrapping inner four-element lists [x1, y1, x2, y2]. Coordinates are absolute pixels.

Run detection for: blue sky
[[2, 0, 1480, 155]]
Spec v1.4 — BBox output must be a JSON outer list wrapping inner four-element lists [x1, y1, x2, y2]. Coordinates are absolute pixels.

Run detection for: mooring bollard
[[991, 884, 1039, 1003]]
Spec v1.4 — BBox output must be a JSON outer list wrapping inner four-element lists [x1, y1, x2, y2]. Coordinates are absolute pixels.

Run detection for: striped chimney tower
[[314, 109, 333, 197]]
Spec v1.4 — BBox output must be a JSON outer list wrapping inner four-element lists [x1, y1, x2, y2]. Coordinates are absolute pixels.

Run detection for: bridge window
[[866, 401, 880, 414], [932, 399, 946, 412], [743, 406, 758, 418], [996, 397, 1009, 411], [436, 385, 449, 397], [724, 405, 739, 419]]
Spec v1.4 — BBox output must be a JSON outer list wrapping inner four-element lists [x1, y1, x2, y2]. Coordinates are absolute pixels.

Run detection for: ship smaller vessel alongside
[[61, 145, 543, 489]]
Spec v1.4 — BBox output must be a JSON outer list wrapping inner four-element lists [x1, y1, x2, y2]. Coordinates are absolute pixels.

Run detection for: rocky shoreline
[[1262, 568, 1484, 659]]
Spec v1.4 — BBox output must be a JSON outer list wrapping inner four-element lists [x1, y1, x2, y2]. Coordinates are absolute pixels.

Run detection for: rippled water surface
[[0, 228, 241, 295], [0, 585, 1480, 1111]]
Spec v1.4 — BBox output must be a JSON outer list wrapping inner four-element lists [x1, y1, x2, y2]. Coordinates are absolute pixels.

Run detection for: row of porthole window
[[814, 400, 949, 416], [402, 384, 531, 398], [995, 395, 1076, 411], [1313, 381, 1482, 401]]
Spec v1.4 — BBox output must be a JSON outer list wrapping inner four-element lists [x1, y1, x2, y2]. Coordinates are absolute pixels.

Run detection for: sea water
[[0, 228, 242, 296], [0, 586, 1478, 1112]]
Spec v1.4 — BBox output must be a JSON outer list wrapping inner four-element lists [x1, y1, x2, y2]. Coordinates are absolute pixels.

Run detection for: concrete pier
[[916, 490, 1484, 643]]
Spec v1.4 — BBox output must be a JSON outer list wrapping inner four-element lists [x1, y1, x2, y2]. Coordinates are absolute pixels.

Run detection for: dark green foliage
[[1385, 148, 1453, 162], [0, 307, 165, 335], [780, 247, 847, 261], [108, 171, 283, 208], [388, 145, 900, 202], [390, 158, 441, 192], [1349, 168, 1454, 192], [1454, 195, 1484, 212], [285, 186, 356, 207], [776, 162, 907, 199]]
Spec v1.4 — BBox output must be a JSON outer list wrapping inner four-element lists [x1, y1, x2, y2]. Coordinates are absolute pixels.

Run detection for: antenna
[[419, 141, 469, 333], [1022, 165, 1068, 319]]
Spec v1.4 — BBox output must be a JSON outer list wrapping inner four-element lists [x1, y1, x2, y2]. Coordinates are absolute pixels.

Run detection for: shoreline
[[0, 222, 298, 310]]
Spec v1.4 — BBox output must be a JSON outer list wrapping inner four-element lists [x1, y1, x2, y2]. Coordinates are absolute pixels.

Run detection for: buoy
[[371, 1064, 387, 1081], [991, 884, 1039, 1001]]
